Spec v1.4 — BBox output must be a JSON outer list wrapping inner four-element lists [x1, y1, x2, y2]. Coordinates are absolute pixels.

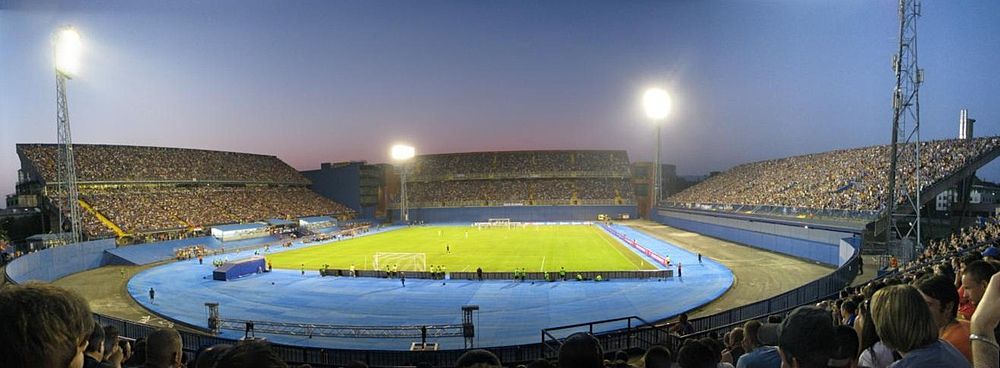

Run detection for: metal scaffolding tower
[[884, 0, 924, 261], [56, 68, 83, 244]]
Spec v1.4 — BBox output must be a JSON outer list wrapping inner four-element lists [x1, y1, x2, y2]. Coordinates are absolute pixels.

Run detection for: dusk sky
[[3, 1, 1000, 206]]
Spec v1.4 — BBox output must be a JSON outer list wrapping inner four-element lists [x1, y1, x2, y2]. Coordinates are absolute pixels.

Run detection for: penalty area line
[[540, 256, 546, 272]]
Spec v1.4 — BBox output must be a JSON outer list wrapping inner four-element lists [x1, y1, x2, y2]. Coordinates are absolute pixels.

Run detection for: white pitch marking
[[540, 256, 546, 272]]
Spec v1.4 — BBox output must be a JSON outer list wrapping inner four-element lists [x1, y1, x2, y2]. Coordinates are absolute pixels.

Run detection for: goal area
[[373, 252, 427, 271], [472, 218, 525, 228]]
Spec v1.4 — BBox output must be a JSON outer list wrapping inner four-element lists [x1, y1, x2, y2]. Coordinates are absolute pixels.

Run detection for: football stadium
[[4, 2, 1000, 368], [7, 136, 1000, 366]]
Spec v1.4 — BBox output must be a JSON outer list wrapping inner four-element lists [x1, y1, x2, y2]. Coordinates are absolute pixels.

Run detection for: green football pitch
[[266, 225, 658, 272]]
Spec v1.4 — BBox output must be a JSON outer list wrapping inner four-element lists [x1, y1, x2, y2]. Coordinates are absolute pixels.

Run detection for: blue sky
[[2, 1, 999, 204]]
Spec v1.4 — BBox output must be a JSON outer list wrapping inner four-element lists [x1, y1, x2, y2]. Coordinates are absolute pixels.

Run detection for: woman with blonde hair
[[869, 284, 968, 367]]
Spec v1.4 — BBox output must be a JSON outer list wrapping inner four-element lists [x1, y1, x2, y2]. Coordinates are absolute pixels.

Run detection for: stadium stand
[[16, 144, 354, 240], [406, 150, 635, 207], [666, 137, 1000, 216]]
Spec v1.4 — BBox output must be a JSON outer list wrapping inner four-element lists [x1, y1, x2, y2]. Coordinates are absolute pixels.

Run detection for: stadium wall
[[302, 162, 362, 212], [407, 205, 637, 223], [655, 209, 860, 267], [5, 238, 117, 283]]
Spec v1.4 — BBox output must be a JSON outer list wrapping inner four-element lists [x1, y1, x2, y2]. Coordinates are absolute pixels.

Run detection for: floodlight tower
[[884, 0, 924, 261], [54, 27, 84, 244], [643, 88, 672, 213], [391, 144, 416, 223]]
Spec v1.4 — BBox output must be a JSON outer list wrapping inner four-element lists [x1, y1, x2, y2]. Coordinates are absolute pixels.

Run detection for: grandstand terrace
[[665, 137, 1000, 221], [405, 150, 635, 208], [16, 144, 353, 239]]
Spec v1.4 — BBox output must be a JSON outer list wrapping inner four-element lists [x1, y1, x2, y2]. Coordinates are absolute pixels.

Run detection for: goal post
[[373, 252, 427, 271], [488, 218, 511, 225], [472, 218, 524, 229]]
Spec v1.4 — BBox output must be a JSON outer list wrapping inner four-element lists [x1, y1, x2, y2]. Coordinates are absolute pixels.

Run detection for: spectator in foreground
[[962, 261, 998, 317], [830, 325, 859, 368], [0, 283, 93, 368], [84, 320, 123, 368], [104, 325, 128, 366], [856, 296, 896, 368], [758, 306, 836, 368], [721, 328, 746, 364], [124, 338, 147, 367], [558, 333, 603, 368], [215, 340, 288, 368], [525, 359, 554, 368], [83, 320, 107, 368], [916, 274, 973, 363], [735, 320, 780, 368], [677, 339, 716, 368], [870, 285, 969, 368], [141, 328, 185, 368], [643, 345, 673, 368], [970, 272, 1000, 368], [455, 349, 502, 368], [193, 344, 233, 368]]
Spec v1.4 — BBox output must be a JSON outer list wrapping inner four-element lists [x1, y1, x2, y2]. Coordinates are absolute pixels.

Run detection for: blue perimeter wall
[[656, 209, 860, 267], [408, 205, 637, 223], [6, 238, 117, 283]]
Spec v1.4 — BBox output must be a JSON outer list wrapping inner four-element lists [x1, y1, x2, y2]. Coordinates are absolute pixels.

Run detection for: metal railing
[[541, 316, 673, 359], [217, 319, 466, 340]]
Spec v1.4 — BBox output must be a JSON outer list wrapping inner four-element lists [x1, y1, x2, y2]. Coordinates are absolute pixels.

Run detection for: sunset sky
[[3, 1, 1000, 205]]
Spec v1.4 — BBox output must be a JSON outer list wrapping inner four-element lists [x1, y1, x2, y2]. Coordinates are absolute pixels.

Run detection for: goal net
[[373, 252, 427, 271], [488, 218, 511, 225], [473, 218, 519, 229]]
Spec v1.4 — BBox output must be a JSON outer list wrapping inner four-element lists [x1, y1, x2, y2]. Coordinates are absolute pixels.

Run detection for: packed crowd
[[66, 185, 352, 237], [18, 143, 310, 184], [407, 178, 634, 205], [412, 150, 631, 178], [668, 137, 1000, 213], [671, 220, 1000, 368]]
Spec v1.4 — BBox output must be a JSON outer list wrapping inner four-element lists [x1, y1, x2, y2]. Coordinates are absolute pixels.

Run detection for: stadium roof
[[211, 223, 268, 232]]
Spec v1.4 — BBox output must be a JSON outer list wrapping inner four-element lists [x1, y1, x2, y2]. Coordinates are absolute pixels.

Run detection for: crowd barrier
[[319, 269, 672, 281]]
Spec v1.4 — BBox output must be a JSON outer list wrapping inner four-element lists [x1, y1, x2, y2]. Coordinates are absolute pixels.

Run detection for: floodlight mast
[[884, 0, 923, 263], [643, 88, 672, 215], [54, 27, 83, 244], [391, 145, 416, 223]]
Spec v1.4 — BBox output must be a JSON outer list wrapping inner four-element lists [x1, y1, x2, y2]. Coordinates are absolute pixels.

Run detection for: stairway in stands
[[79, 199, 127, 238]]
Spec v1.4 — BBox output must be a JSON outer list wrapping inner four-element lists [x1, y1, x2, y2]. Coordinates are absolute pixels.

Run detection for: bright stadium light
[[643, 87, 672, 121], [391, 144, 416, 224], [642, 86, 673, 214], [55, 27, 82, 78], [391, 144, 416, 161]]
